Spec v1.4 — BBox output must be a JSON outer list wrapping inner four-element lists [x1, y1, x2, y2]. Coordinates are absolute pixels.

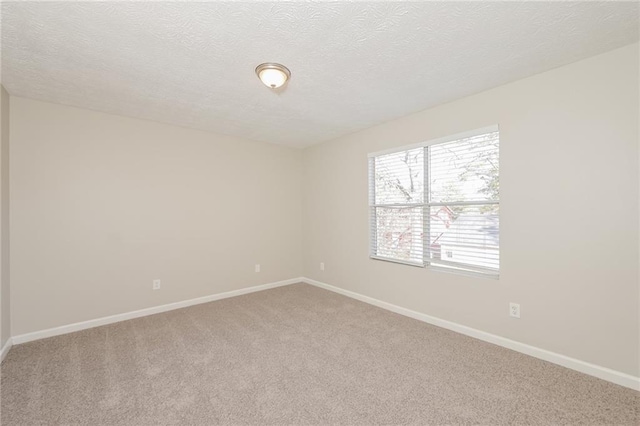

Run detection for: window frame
[[368, 125, 500, 279]]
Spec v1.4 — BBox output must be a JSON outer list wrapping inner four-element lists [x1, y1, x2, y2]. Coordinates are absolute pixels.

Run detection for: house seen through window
[[368, 126, 499, 278]]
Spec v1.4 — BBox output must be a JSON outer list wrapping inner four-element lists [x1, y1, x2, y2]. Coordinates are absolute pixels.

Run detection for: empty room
[[0, 1, 639, 425]]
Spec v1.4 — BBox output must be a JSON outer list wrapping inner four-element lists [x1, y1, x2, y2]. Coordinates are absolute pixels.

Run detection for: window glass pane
[[374, 148, 424, 205], [369, 128, 499, 274], [430, 132, 499, 203], [428, 204, 499, 271], [374, 206, 423, 263]]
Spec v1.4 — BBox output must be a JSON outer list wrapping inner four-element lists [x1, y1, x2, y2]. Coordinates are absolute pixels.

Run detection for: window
[[368, 126, 499, 278]]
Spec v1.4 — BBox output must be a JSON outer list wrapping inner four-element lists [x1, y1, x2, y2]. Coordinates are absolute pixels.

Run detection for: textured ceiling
[[2, 1, 638, 148]]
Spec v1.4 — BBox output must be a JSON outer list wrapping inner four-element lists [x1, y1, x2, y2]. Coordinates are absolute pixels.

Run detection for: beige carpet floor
[[1, 283, 638, 425]]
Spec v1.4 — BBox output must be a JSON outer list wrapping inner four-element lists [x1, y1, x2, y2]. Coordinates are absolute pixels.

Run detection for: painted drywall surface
[[1, 86, 10, 347], [10, 98, 303, 335], [3, 2, 637, 147], [637, 41, 640, 380], [302, 43, 640, 376]]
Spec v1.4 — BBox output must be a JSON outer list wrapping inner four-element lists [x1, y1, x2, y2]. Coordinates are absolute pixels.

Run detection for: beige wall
[[1, 86, 10, 347], [302, 43, 640, 376], [10, 98, 302, 335], [6, 43, 639, 378]]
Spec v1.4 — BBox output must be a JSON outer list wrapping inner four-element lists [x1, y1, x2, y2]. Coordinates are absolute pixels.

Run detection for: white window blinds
[[368, 126, 499, 277]]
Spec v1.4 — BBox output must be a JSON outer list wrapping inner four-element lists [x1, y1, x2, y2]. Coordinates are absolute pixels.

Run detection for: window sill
[[369, 255, 425, 268], [369, 256, 499, 280]]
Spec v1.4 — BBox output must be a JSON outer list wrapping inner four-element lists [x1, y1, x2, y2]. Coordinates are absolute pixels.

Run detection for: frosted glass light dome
[[255, 63, 291, 89]]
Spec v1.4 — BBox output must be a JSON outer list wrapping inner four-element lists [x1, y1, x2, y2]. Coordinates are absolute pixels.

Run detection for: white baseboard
[[302, 277, 640, 391], [0, 337, 12, 363], [12, 278, 302, 345], [9, 276, 639, 391]]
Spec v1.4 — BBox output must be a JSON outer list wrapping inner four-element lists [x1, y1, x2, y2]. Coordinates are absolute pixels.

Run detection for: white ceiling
[[2, 1, 638, 148]]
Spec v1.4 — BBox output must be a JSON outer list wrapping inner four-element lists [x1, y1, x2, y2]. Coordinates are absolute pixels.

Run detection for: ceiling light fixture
[[255, 63, 291, 89]]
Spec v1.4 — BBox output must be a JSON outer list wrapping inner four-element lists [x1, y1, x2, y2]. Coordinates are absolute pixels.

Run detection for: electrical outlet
[[153, 279, 161, 290], [509, 302, 520, 318], [255, 264, 260, 273], [320, 262, 325, 271]]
